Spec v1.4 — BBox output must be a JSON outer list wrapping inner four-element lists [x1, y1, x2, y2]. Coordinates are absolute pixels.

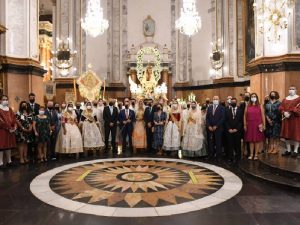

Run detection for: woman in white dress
[[80, 101, 105, 156], [55, 102, 83, 159], [182, 101, 205, 158], [163, 101, 182, 155]]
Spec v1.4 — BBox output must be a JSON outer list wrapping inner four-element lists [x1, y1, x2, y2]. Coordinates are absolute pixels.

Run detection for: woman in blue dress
[[152, 103, 167, 154], [265, 91, 281, 154]]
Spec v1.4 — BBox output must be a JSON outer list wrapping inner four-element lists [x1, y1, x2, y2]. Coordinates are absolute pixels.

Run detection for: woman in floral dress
[[152, 103, 167, 154]]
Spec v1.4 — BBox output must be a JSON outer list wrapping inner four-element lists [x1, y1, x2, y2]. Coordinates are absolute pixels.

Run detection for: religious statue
[[140, 64, 158, 98]]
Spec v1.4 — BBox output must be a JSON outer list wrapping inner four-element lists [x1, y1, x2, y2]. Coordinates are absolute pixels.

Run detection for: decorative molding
[[213, 76, 234, 84], [247, 54, 300, 75], [173, 80, 250, 91], [0, 56, 46, 76]]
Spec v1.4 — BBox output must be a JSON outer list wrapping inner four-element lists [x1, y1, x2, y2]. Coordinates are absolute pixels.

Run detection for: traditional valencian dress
[[0, 105, 16, 151], [81, 109, 105, 151], [181, 109, 205, 157], [279, 95, 300, 142], [55, 111, 83, 154], [163, 110, 181, 151], [132, 108, 147, 149]]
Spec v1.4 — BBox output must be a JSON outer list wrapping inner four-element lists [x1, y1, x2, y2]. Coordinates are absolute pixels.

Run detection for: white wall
[[85, 0, 108, 79], [191, 0, 212, 84], [127, 0, 171, 48]]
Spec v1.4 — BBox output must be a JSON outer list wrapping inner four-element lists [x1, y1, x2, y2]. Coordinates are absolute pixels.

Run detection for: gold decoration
[[77, 64, 103, 101]]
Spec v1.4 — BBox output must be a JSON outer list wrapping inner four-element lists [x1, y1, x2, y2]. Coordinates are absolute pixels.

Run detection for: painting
[[44, 81, 56, 100], [245, 0, 255, 64]]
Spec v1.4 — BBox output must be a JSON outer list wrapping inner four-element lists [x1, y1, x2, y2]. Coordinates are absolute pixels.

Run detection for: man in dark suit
[[225, 98, 243, 165], [118, 100, 136, 150], [75, 102, 83, 122], [206, 96, 225, 160], [45, 101, 59, 161], [144, 99, 154, 152], [103, 98, 119, 153], [27, 93, 40, 116]]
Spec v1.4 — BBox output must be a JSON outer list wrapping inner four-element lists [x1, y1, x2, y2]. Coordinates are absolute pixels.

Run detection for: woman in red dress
[[0, 95, 17, 168], [244, 93, 266, 160]]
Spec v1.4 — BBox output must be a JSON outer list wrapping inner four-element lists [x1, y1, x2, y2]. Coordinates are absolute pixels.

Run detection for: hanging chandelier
[[81, 0, 109, 38], [253, 0, 294, 42], [175, 0, 201, 37]]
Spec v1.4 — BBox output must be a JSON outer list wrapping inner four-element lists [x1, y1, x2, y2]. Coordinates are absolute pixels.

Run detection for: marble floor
[[0, 152, 300, 225]]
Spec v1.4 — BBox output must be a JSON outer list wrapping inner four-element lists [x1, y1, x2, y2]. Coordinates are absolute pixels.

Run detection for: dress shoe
[[282, 151, 291, 157], [291, 152, 298, 158]]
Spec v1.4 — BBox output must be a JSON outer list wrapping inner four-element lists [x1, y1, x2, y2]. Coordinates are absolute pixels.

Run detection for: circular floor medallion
[[30, 158, 242, 217]]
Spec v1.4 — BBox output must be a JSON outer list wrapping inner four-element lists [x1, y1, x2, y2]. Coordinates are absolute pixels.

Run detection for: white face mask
[[251, 97, 257, 103], [86, 105, 92, 110], [39, 110, 45, 115], [68, 107, 73, 111], [213, 100, 219, 105], [172, 104, 178, 110], [289, 89, 296, 96], [227, 99, 232, 104], [2, 100, 8, 106]]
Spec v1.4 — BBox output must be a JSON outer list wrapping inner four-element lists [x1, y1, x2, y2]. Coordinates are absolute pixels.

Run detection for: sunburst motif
[[50, 160, 224, 208]]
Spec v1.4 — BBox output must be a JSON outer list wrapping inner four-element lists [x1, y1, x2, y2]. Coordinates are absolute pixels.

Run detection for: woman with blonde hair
[[132, 99, 147, 152]]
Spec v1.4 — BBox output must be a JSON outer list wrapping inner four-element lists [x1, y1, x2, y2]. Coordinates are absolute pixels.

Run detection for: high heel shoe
[[248, 156, 253, 160], [254, 155, 258, 160]]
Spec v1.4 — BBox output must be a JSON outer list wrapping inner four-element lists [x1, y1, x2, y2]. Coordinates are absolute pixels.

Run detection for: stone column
[[0, 0, 45, 108]]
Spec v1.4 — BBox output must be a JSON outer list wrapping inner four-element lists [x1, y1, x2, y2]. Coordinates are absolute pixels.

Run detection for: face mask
[[187, 104, 191, 109], [172, 104, 178, 109], [55, 107, 60, 111], [206, 100, 210, 104], [244, 96, 250, 102], [76, 106, 81, 109], [231, 103, 237, 108], [227, 99, 232, 104], [109, 102, 114, 106], [48, 106, 53, 110], [148, 103, 152, 107], [62, 104, 66, 108], [68, 107, 73, 111], [86, 105, 92, 110], [157, 107, 161, 111], [270, 95, 275, 100], [251, 97, 257, 103], [289, 89, 296, 96], [125, 105, 129, 109], [213, 100, 219, 105], [22, 105, 27, 110], [39, 110, 45, 115], [191, 105, 196, 110], [93, 104, 98, 107], [2, 100, 8, 106], [29, 99, 35, 103]]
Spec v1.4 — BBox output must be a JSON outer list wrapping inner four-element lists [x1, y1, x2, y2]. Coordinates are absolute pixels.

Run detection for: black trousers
[[208, 129, 223, 159], [104, 124, 117, 151], [122, 127, 133, 149], [227, 131, 242, 163], [146, 126, 153, 152], [48, 132, 57, 159]]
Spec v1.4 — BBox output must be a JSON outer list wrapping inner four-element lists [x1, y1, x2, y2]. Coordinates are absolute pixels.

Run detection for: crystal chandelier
[[253, 0, 294, 42], [81, 0, 109, 37], [175, 0, 201, 36], [51, 38, 77, 77]]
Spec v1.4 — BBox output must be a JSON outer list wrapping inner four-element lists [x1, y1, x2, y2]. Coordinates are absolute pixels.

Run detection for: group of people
[[0, 86, 299, 168]]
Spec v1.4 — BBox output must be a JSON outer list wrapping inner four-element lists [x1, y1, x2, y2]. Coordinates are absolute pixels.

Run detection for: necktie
[[213, 105, 216, 115], [232, 108, 236, 119]]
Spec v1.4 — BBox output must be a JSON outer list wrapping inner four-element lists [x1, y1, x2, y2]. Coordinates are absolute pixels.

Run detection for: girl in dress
[[244, 93, 266, 160], [33, 106, 51, 163], [55, 102, 83, 159], [265, 91, 281, 154], [132, 100, 147, 152], [163, 101, 182, 154], [153, 103, 167, 154], [80, 101, 104, 156], [182, 101, 204, 158], [0, 95, 16, 168], [15, 101, 34, 164]]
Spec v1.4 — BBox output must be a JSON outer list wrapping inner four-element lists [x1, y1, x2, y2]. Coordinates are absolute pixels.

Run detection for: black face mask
[[55, 107, 60, 111], [109, 102, 114, 106], [76, 106, 81, 109], [231, 103, 237, 108], [29, 99, 35, 103], [244, 96, 250, 102], [48, 106, 53, 110], [191, 106, 196, 110], [206, 100, 210, 104], [270, 95, 275, 100], [148, 103, 152, 107], [187, 104, 191, 109], [157, 107, 161, 111], [118, 104, 122, 109], [93, 104, 98, 107], [125, 105, 129, 109]]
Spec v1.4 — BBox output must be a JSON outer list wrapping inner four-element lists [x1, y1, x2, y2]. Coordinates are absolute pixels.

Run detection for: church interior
[[0, 0, 300, 225]]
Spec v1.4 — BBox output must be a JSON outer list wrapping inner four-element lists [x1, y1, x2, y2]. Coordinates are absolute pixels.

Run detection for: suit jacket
[[27, 102, 40, 116], [144, 106, 154, 125], [206, 104, 225, 129], [74, 109, 83, 122], [103, 106, 119, 126], [118, 109, 136, 132], [45, 108, 60, 134], [225, 107, 243, 132]]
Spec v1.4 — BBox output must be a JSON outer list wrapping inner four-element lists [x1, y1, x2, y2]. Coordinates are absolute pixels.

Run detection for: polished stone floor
[[0, 152, 300, 225]]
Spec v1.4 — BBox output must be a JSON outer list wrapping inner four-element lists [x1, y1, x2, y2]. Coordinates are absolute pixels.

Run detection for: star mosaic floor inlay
[[30, 158, 243, 217]]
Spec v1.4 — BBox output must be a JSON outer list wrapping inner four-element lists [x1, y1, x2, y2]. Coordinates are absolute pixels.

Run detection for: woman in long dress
[[132, 100, 147, 151], [55, 102, 83, 158], [80, 101, 105, 156], [153, 103, 167, 154], [182, 101, 204, 158], [163, 101, 182, 154]]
